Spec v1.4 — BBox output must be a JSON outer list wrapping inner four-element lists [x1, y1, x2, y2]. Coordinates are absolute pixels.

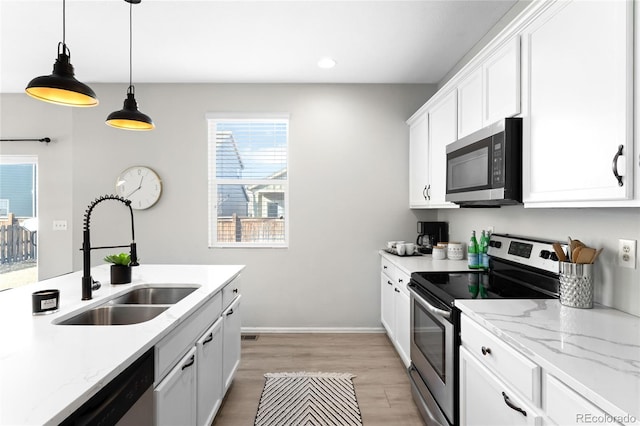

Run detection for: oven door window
[[447, 138, 491, 193], [414, 303, 446, 381]]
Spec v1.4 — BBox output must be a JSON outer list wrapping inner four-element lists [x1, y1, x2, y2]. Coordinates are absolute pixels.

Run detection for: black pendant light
[[25, 0, 98, 107], [106, 0, 154, 131]]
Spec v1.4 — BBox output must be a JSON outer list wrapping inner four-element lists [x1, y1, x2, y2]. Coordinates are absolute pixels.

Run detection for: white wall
[[0, 94, 74, 280], [437, 206, 640, 317], [64, 83, 436, 329]]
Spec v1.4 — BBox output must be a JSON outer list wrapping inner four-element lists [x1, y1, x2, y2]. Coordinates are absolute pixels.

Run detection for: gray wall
[[18, 83, 436, 330], [437, 207, 640, 317], [0, 94, 74, 280]]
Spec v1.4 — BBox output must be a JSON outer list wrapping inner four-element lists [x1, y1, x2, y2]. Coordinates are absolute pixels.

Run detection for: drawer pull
[[233, 288, 238, 294], [501, 392, 527, 417], [182, 355, 195, 370], [387, 280, 393, 286], [383, 265, 388, 269], [203, 332, 214, 345], [398, 278, 403, 283], [481, 346, 492, 356], [226, 308, 234, 316], [394, 288, 400, 293]]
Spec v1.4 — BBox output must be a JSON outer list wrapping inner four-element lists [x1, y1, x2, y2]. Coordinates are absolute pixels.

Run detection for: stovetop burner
[[410, 234, 564, 307]]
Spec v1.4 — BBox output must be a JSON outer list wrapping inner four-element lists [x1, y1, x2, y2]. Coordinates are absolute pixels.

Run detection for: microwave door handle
[[407, 284, 451, 320]]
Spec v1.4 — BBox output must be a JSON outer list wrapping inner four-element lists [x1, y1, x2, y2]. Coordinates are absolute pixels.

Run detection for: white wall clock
[[116, 166, 163, 210]]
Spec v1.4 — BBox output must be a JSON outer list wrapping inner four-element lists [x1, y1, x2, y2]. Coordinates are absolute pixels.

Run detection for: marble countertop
[[0, 264, 244, 426], [379, 250, 470, 274], [456, 299, 640, 424]]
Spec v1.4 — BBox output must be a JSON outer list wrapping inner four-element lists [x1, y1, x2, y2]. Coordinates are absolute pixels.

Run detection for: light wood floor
[[213, 333, 425, 426]]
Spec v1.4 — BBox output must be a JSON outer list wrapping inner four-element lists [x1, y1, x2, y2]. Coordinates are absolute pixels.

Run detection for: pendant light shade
[[106, 0, 154, 131], [106, 86, 154, 130], [25, 1, 98, 107]]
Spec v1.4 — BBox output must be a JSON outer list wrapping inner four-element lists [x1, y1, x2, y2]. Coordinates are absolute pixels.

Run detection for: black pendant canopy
[[106, 0, 154, 131], [25, 0, 98, 107]]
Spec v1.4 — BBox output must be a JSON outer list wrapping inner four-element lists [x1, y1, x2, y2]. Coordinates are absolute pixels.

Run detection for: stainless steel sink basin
[[109, 287, 198, 305], [57, 305, 169, 325]]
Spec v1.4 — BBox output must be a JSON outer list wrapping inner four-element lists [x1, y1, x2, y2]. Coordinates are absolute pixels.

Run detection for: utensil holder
[[558, 262, 593, 309]]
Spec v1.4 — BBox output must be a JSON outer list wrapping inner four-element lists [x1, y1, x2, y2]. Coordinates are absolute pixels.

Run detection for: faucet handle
[[91, 279, 101, 291]]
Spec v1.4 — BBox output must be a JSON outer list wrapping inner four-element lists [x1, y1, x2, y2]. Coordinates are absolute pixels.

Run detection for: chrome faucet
[[81, 194, 139, 300]]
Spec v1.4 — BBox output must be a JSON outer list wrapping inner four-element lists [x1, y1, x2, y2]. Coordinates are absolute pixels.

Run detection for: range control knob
[[550, 252, 559, 261], [494, 241, 502, 249], [539, 250, 551, 259]]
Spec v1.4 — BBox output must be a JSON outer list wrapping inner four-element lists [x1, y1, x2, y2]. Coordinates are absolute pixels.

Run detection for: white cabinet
[[196, 317, 223, 426], [380, 257, 410, 367], [459, 346, 541, 426], [457, 37, 520, 139], [155, 347, 198, 426], [457, 68, 483, 139], [222, 295, 241, 392], [153, 279, 241, 426], [522, 0, 634, 204], [426, 90, 459, 208], [409, 112, 430, 207]]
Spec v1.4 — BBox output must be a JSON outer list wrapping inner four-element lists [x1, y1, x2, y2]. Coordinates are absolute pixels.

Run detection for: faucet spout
[[81, 194, 138, 300]]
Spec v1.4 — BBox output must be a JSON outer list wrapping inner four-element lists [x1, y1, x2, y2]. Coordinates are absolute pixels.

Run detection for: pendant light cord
[[62, 0, 66, 46], [129, 1, 134, 94]]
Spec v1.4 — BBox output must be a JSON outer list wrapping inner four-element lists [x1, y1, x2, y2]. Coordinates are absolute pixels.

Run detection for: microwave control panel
[[491, 133, 505, 186]]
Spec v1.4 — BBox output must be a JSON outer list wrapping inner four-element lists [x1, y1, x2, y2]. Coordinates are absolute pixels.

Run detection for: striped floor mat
[[254, 372, 363, 426]]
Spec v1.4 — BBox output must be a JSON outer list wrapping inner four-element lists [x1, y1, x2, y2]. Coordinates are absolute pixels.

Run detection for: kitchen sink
[[109, 287, 198, 305], [56, 305, 169, 326]]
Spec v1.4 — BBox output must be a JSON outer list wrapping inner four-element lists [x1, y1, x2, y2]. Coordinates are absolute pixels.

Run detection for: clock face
[[116, 166, 162, 210]]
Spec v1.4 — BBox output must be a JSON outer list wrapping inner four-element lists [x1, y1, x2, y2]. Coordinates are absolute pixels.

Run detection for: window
[[207, 114, 289, 247]]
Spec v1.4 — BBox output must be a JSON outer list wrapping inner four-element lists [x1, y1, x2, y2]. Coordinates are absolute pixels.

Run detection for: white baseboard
[[241, 326, 385, 334]]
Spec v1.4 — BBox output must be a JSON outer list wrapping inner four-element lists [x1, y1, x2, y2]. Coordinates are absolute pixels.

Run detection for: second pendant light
[[106, 0, 154, 131]]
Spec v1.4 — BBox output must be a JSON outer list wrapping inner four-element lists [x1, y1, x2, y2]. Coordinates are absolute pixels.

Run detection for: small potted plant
[[104, 253, 132, 284]]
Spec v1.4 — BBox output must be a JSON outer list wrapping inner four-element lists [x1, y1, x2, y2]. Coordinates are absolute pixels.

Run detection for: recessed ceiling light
[[317, 57, 337, 69]]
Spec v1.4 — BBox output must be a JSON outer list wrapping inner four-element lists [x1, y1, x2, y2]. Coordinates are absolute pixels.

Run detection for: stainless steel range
[[407, 233, 565, 426]]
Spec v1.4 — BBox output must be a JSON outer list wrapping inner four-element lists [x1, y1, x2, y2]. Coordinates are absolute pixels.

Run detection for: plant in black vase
[[104, 253, 132, 284]]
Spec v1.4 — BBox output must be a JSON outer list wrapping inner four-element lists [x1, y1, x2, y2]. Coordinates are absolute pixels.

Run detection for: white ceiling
[[0, 0, 518, 93]]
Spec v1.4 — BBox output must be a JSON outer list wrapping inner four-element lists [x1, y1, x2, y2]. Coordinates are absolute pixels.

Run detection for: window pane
[[216, 184, 286, 244], [216, 122, 287, 180]]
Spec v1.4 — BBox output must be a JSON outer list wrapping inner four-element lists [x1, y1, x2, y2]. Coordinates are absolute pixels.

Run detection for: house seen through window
[[208, 115, 289, 247]]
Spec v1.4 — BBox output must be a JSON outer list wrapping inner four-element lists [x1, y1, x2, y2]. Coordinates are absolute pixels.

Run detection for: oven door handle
[[407, 283, 451, 320]]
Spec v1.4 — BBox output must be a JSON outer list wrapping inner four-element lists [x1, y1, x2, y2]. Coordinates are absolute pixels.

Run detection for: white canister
[[447, 242, 464, 260], [432, 246, 446, 260]]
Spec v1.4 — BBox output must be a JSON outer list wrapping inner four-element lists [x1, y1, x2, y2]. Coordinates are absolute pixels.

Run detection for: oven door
[[408, 283, 454, 425]]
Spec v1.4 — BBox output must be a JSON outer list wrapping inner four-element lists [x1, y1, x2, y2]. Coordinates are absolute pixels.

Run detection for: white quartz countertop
[[379, 250, 470, 274], [0, 264, 244, 426], [456, 299, 640, 424]]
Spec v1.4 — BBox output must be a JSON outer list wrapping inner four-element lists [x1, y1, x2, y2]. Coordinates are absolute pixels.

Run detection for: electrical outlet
[[52, 220, 67, 231], [487, 225, 495, 234], [618, 239, 636, 269]]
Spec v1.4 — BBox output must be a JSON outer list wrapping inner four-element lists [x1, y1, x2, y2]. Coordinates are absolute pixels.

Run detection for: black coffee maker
[[416, 221, 449, 254]]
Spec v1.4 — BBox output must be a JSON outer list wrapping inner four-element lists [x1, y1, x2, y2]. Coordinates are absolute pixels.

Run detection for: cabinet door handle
[[226, 308, 234, 316], [426, 184, 431, 200], [387, 280, 393, 286], [181, 355, 195, 370], [481, 346, 491, 356], [423, 185, 428, 200], [233, 288, 238, 294], [203, 332, 214, 346], [398, 278, 403, 283], [501, 392, 527, 417], [394, 288, 400, 293], [383, 265, 387, 269], [612, 144, 624, 187]]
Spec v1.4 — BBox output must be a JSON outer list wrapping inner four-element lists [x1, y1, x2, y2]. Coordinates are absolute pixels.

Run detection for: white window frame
[[207, 113, 290, 248]]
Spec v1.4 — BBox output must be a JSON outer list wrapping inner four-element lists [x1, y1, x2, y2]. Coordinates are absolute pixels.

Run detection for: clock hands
[[126, 176, 144, 198]]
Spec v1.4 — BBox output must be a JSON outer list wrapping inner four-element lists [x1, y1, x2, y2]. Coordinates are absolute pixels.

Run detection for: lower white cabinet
[[380, 257, 410, 367], [459, 346, 541, 426], [153, 280, 242, 426], [155, 347, 198, 426], [196, 317, 224, 426], [222, 295, 242, 392]]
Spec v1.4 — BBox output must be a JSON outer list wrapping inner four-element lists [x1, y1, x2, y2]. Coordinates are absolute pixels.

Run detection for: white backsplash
[[431, 205, 640, 317]]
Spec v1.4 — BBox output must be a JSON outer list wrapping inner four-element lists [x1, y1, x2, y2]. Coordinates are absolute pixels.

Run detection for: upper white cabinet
[[522, 0, 634, 204], [409, 112, 430, 207], [458, 37, 521, 139], [428, 90, 459, 208]]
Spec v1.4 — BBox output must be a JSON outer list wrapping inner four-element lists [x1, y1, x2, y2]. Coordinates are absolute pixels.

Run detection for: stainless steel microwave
[[445, 118, 522, 206]]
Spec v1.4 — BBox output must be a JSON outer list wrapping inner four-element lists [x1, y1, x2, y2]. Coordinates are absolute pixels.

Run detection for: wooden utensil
[[572, 246, 583, 263], [590, 248, 603, 264], [552, 242, 567, 262], [575, 247, 596, 264]]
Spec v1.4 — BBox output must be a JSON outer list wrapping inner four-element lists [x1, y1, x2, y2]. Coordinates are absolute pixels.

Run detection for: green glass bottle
[[468, 231, 479, 269], [480, 230, 489, 270]]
